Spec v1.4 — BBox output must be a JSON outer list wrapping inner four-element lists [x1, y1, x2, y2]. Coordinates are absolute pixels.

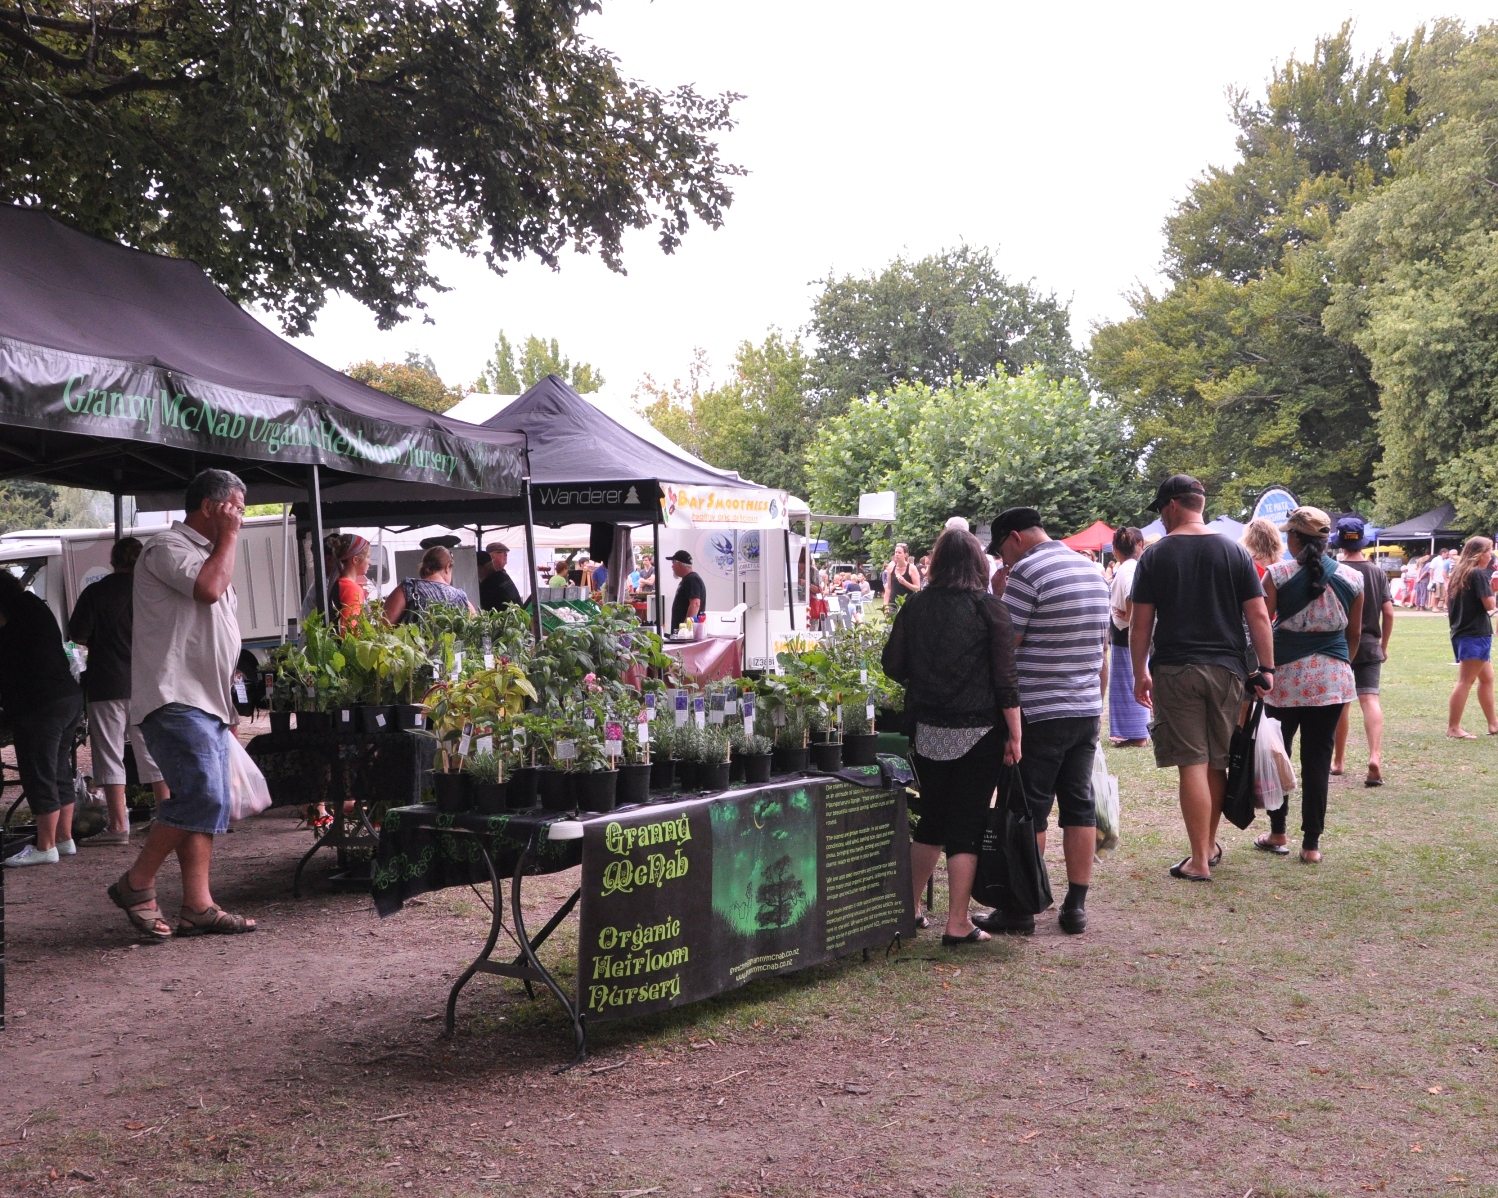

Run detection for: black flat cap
[[986, 507, 1043, 554]]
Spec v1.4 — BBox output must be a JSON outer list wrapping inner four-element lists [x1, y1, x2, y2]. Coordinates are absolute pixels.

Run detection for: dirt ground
[[2, 615, 1497, 1197]]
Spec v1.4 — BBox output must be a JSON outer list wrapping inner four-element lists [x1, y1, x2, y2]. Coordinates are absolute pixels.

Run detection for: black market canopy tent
[[1375, 503, 1466, 548], [0, 205, 527, 506]]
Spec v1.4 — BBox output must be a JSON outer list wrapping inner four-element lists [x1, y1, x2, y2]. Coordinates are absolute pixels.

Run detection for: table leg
[[292, 823, 334, 899], [444, 836, 507, 1037], [508, 831, 587, 1069]]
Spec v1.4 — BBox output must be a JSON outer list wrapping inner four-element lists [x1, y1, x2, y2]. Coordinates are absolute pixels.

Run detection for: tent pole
[[280, 503, 292, 642], [309, 464, 328, 621], [522, 476, 543, 643], [113, 492, 123, 543], [653, 519, 662, 636], [784, 528, 795, 632]]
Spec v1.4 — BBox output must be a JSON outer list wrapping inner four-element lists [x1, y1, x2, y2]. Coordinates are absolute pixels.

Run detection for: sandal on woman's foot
[[1447, 730, 1477, 739], [1208, 842, 1223, 867], [1299, 849, 1323, 864], [1169, 858, 1211, 882], [913, 911, 932, 930], [107, 872, 172, 942], [177, 905, 257, 936], [1365, 763, 1383, 787], [1253, 835, 1290, 856], [941, 927, 991, 946]]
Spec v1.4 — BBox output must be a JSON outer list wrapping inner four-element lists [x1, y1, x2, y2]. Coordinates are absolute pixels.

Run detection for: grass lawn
[[4, 611, 1496, 1197]]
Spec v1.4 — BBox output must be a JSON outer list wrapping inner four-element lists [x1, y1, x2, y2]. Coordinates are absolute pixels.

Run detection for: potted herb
[[572, 720, 617, 813], [465, 750, 508, 815], [842, 695, 879, 766], [672, 724, 701, 792], [616, 701, 653, 807], [648, 718, 676, 792], [740, 733, 774, 783], [771, 708, 810, 774], [506, 712, 544, 810], [695, 726, 732, 792]]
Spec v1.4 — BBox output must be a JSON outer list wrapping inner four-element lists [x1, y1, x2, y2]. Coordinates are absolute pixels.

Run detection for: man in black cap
[[1128, 474, 1275, 881], [984, 506, 1111, 935], [478, 541, 522, 611], [667, 550, 706, 631]]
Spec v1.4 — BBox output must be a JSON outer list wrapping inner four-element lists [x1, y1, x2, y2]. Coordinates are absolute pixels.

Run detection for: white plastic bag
[[228, 736, 272, 821], [1253, 715, 1296, 811], [1091, 748, 1120, 858]]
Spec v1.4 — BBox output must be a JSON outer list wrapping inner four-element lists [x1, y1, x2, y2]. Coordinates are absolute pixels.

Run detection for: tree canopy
[[636, 334, 816, 497], [808, 246, 1079, 408], [475, 332, 604, 394], [0, 1, 743, 334], [347, 354, 464, 413], [806, 372, 1144, 560], [1089, 23, 1417, 514]]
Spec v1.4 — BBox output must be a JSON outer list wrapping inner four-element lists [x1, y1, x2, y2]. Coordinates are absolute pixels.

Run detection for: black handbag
[[974, 763, 1053, 916], [1222, 698, 1262, 830]]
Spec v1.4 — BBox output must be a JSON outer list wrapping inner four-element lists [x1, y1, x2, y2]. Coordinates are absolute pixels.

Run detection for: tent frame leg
[[309, 464, 328, 621], [522, 477, 543, 644]]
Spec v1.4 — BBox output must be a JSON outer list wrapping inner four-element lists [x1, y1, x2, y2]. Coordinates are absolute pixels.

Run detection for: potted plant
[[648, 718, 676, 792], [695, 725, 732, 792], [465, 750, 508, 815], [616, 702, 653, 807], [771, 708, 810, 773], [740, 733, 774, 783], [423, 677, 477, 811], [672, 724, 701, 792], [571, 718, 617, 813], [842, 696, 879, 766], [538, 708, 581, 812], [506, 712, 544, 810]]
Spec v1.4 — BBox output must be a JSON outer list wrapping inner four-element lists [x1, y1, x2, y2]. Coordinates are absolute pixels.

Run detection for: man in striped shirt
[[982, 507, 1111, 936]]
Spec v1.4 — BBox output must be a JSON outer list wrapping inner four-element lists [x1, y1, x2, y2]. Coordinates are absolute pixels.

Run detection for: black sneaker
[[1057, 906, 1087, 935], [977, 910, 1035, 936]]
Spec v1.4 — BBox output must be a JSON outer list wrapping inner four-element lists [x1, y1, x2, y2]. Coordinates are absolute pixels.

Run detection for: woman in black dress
[[883, 530, 1022, 944]]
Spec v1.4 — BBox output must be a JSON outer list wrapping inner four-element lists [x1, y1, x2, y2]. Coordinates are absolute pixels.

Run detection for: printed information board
[[578, 778, 914, 1021]]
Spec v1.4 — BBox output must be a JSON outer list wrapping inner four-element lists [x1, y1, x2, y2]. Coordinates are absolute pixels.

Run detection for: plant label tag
[[773, 706, 785, 727], [584, 713, 595, 728], [867, 694, 877, 721], [645, 693, 657, 720], [605, 722, 624, 757], [555, 739, 577, 761], [860, 668, 868, 684], [724, 696, 738, 717], [638, 720, 650, 746], [233, 676, 249, 704], [338, 709, 353, 727], [693, 696, 706, 729], [375, 712, 387, 728], [476, 735, 493, 756], [288, 712, 297, 731], [742, 693, 755, 723], [458, 722, 473, 756], [709, 694, 726, 724], [675, 692, 688, 727], [836, 704, 843, 728], [483, 653, 495, 670], [262, 671, 274, 695], [413, 711, 425, 728]]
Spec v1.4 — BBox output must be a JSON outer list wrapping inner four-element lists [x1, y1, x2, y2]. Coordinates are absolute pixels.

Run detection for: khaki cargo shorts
[[1150, 663, 1244, 770]]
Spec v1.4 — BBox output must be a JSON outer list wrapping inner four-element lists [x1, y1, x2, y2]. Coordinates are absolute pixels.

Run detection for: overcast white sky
[[280, 2, 1491, 402]]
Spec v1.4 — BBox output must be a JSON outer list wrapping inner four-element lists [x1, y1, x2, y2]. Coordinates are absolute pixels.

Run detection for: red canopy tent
[[1061, 520, 1115, 553]]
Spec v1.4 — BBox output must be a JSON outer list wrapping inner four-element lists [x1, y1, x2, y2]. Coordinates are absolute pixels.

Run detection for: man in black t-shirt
[[667, 550, 706, 631], [1331, 518, 1395, 785], [1129, 475, 1275, 881], [478, 542, 522, 611]]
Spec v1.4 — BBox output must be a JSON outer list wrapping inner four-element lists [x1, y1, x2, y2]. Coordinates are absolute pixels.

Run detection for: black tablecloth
[[246, 731, 436, 811]]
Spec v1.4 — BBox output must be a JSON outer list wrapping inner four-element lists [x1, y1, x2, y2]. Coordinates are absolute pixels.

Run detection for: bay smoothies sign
[[0, 335, 523, 492], [578, 778, 915, 1021]]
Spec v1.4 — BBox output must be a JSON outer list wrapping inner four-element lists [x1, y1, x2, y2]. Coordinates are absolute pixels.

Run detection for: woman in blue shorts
[[1446, 536, 1497, 738]]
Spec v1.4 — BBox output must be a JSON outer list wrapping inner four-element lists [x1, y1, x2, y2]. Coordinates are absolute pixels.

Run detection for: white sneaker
[[56, 838, 77, 857], [86, 828, 131, 846], [4, 844, 60, 868]]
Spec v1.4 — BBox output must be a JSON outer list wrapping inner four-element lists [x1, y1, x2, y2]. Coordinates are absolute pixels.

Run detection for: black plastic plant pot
[[508, 766, 541, 810], [332, 707, 357, 734], [773, 746, 809, 774], [538, 768, 573, 812], [269, 711, 293, 736], [811, 729, 837, 745], [360, 705, 395, 734], [649, 758, 677, 792], [293, 710, 327, 734], [843, 732, 879, 766], [674, 758, 699, 792], [742, 752, 773, 784], [472, 781, 508, 815], [432, 771, 472, 814], [810, 742, 843, 772], [697, 761, 732, 792], [393, 704, 426, 731], [575, 770, 618, 813], [728, 750, 746, 782], [617, 762, 653, 806]]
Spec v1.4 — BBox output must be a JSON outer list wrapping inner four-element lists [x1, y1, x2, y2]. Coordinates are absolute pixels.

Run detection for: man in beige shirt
[[108, 469, 257, 941]]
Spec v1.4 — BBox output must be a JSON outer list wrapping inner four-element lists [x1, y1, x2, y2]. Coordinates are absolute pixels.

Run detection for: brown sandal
[[177, 905, 257, 936], [107, 873, 172, 942]]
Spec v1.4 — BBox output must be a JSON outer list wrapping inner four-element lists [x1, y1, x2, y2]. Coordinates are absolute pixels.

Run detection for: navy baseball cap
[[1334, 516, 1368, 548]]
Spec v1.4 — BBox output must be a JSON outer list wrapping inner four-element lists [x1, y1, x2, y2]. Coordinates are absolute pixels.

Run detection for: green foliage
[[475, 332, 604, 395], [808, 245, 1080, 407], [1088, 22, 1424, 514], [0, 1, 743, 334], [347, 357, 465, 414], [1323, 23, 1498, 526], [0, 481, 55, 534], [806, 371, 1144, 560], [637, 333, 818, 496]]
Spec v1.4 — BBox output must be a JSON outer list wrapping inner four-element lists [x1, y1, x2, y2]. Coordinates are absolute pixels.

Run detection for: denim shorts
[[1454, 636, 1493, 663], [139, 703, 231, 835]]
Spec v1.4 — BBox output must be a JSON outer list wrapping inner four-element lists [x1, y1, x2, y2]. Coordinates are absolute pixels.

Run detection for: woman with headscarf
[[1444, 536, 1497, 738], [382, 545, 475, 625], [1254, 507, 1363, 864]]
